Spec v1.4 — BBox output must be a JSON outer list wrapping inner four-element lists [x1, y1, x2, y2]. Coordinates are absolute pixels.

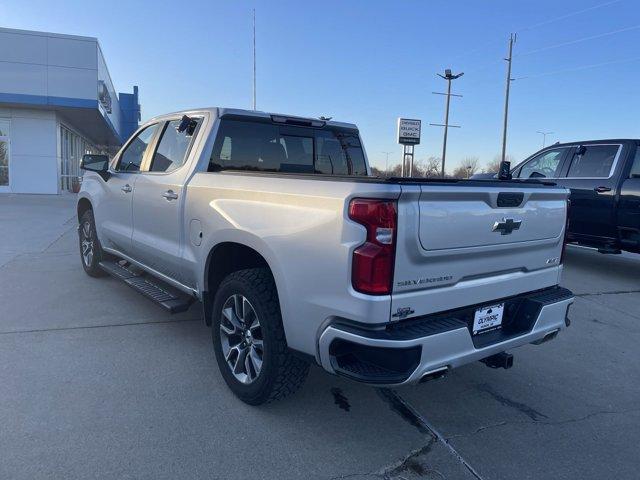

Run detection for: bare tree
[[451, 157, 479, 178], [423, 156, 441, 178], [371, 163, 402, 178], [484, 154, 514, 174]]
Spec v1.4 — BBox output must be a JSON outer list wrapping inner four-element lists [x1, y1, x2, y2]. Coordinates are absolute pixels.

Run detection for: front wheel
[[78, 210, 107, 277], [211, 268, 309, 405]]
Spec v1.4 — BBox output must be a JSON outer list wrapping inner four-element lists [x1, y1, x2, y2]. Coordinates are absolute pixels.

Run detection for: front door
[[559, 143, 623, 242], [131, 117, 202, 286], [97, 124, 159, 256]]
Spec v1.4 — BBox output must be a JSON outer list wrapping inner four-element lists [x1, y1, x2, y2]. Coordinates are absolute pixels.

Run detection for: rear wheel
[[78, 209, 107, 277], [211, 268, 309, 404]]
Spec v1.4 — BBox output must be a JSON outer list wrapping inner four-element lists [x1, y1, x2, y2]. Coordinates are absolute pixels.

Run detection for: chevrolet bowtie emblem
[[492, 218, 522, 235]]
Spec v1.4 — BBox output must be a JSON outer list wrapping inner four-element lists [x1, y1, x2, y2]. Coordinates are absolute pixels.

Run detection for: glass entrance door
[[0, 119, 10, 189]]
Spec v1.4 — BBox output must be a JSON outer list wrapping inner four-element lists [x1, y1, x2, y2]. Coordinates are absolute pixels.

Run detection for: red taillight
[[560, 198, 571, 264], [349, 199, 397, 295]]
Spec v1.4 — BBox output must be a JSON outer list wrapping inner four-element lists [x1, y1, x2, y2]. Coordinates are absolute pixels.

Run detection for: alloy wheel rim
[[80, 221, 94, 267], [219, 294, 264, 384]]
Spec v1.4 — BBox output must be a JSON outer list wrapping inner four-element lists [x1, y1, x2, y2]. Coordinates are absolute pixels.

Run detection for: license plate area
[[473, 303, 504, 335]]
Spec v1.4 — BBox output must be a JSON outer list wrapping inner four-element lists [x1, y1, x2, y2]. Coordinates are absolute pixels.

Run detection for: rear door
[[558, 143, 623, 241], [98, 124, 159, 255], [131, 117, 203, 285], [617, 144, 640, 249]]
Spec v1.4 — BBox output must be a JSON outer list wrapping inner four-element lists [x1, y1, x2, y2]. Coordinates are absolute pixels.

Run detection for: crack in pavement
[[446, 407, 640, 441], [42, 220, 77, 253], [376, 388, 484, 480], [577, 294, 640, 322], [380, 438, 445, 479], [576, 289, 640, 297], [476, 383, 548, 421], [0, 317, 201, 336]]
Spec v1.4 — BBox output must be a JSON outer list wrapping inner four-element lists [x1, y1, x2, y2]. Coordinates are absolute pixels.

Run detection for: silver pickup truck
[[77, 108, 574, 404]]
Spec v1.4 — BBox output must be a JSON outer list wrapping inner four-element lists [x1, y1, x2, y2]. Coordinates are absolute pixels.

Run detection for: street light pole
[[536, 130, 554, 148], [431, 69, 463, 177], [382, 151, 392, 173], [252, 9, 257, 110]]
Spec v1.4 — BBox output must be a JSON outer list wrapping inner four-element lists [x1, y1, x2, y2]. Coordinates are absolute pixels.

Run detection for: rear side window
[[567, 145, 619, 178], [117, 124, 157, 172], [209, 119, 367, 175], [316, 131, 367, 175], [629, 148, 640, 178], [150, 119, 200, 172], [517, 148, 565, 179]]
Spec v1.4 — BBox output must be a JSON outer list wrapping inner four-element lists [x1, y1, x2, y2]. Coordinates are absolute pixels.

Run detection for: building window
[[0, 119, 10, 187], [59, 125, 100, 192]]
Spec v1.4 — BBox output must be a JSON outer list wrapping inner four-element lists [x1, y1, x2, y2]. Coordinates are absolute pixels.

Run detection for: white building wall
[[0, 27, 138, 194], [0, 107, 58, 194], [0, 28, 98, 101]]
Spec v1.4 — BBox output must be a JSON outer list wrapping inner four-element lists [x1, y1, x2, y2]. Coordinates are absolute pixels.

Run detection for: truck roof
[[545, 139, 639, 147], [147, 107, 359, 131]]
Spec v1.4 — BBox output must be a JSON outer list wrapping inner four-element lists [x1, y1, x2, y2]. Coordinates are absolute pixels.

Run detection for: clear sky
[[2, 0, 639, 172]]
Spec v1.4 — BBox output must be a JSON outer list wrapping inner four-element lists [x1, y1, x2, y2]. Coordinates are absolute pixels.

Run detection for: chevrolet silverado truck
[[77, 108, 574, 405]]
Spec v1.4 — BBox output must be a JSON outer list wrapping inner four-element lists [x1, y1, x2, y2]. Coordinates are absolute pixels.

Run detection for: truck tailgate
[[392, 184, 568, 320]]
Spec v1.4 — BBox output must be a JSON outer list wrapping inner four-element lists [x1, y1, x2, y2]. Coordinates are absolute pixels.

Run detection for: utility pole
[[536, 130, 554, 148], [381, 151, 392, 173], [430, 69, 463, 177], [252, 9, 256, 110], [500, 33, 516, 163]]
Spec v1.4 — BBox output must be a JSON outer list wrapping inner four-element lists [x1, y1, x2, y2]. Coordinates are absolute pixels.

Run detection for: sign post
[[397, 118, 421, 177]]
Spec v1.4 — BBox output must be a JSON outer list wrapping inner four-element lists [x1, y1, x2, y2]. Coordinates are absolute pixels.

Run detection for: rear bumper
[[318, 287, 574, 385]]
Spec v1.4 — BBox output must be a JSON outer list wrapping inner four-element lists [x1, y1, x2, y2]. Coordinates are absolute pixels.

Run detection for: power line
[[518, 0, 624, 33], [448, 0, 626, 65], [519, 55, 640, 79], [516, 23, 640, 57]]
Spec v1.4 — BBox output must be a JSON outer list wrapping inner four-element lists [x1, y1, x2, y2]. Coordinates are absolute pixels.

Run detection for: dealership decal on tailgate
[[473, 303, 504, 334]]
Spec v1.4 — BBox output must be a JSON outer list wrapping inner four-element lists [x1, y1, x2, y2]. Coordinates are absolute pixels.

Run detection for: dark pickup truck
[[509, 139, 640, 254]]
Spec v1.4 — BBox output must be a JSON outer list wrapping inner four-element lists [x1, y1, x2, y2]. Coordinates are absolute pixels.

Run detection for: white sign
[[397, 118, 421, 145]]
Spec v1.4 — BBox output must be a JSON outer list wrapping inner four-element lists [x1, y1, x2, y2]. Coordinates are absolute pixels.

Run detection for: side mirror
[[81, 154, 110, 180]]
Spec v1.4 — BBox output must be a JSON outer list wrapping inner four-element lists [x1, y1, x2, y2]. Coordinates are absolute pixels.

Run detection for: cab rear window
[[209, 119, 367, 175]]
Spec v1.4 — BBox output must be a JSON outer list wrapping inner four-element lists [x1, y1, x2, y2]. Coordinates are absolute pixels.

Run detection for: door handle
[[594, 186, 612, 193], [121, 184, 132, 193], [162, 190, 179, 200]]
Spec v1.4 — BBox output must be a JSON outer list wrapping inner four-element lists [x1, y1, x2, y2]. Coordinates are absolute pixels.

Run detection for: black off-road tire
[[78, 209, 108, 277], [211, 268, 309, 405]]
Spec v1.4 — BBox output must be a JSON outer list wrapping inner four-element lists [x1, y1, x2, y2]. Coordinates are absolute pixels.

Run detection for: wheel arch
[[77, 196, 93, 222], [202, 241, 279, 326]]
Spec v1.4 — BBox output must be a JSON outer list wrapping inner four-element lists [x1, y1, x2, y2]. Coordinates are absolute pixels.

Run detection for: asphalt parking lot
[[1, 194, 639, 480]]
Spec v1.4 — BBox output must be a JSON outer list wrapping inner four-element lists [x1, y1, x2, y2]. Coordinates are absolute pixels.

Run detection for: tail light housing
[[349, 199, 397, 295], [560, 198, 571, 264]]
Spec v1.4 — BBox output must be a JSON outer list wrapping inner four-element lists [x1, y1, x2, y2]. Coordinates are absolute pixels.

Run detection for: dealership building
[[0, 27, 140, 194]]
